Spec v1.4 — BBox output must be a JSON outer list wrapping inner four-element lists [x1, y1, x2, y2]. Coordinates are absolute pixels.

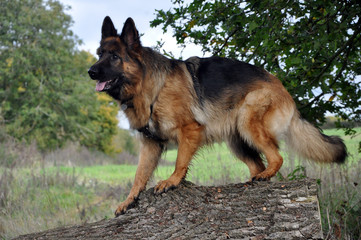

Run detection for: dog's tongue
[[95, 81, 107, 92]]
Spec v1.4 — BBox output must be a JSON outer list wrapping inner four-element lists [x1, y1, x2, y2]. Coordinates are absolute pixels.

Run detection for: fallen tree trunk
[[14, 179, 323, 239]]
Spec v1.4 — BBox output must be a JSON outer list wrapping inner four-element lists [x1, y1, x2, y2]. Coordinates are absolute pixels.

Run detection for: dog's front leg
[[154, 122, 203, 194], [115, 138, 162, 216]]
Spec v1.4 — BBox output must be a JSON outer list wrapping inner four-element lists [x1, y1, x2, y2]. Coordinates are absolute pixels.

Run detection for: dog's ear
[[120, 17, 141, 50], [102, 16, 118, 39]]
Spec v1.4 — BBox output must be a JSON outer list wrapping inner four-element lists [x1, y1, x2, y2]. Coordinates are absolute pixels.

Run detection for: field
[[0, 128, 360, 239]]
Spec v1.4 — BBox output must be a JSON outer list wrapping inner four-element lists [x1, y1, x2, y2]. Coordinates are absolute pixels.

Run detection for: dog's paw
[[251, 172, 272, 182], [251, 168, 279, 182], [251, 176, 269, 182], [154, 179, 179, 194], [114, 198, 137, 217]]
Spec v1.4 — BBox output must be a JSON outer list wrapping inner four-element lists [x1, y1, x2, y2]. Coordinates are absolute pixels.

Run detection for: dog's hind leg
[[241, 115, 284, 181], [250, 136, 283, 181], [226, 134, 265, 180], [154, 122, 203, 194], [235, 86, 293, 181]]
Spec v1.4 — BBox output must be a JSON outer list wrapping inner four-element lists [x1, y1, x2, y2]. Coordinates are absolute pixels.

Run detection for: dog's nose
[[88, 66, 99, 79]]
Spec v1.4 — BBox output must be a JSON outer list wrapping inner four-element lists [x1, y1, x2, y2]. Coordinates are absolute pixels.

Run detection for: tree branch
[[315, 18, 361, 82], [299, 19, 361, 110], [214, 28, 239, 56]]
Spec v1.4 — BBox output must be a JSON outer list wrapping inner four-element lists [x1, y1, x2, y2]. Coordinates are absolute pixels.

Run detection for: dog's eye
[[112, 54, 121, 61], [98, 52, 103, 59]]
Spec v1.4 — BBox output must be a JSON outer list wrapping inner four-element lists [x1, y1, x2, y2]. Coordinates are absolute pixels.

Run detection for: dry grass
[[0, 135, 132, 239]]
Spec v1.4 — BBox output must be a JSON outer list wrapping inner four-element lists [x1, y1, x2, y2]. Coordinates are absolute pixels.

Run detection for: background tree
[[151, 0, 361, 129], [0, 0, 118, 153]]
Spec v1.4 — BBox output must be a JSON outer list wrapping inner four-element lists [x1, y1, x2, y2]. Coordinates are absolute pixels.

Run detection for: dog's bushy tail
[[286, 112, 347, 163]]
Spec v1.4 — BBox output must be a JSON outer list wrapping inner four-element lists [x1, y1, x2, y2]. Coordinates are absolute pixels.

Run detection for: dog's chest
[[147, 111, 177, 142]]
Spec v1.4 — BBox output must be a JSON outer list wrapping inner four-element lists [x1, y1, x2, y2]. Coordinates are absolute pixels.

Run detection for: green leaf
[[248, 21, 258, 33]]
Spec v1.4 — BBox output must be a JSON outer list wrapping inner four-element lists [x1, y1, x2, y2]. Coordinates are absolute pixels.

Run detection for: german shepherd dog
[[88, 17, 347, 216]]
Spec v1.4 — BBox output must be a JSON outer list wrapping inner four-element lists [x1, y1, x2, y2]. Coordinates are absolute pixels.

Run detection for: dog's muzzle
[[88, 66, 99, 80]]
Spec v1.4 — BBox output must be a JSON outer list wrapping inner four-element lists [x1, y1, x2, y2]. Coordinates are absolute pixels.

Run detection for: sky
[[59, 0, 206, 129], [59, 0, 204, 58]]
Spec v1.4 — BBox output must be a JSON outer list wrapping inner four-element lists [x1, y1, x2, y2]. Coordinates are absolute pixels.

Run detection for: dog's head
[[88, 17, 142, 100]]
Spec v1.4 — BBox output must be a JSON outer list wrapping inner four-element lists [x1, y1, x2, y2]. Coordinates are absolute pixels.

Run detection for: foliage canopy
[[0, 0, 118, 152], [151, 0, 361, 126]]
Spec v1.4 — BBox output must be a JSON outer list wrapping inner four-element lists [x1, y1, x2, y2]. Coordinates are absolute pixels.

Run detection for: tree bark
[[14, 179, 323, 239]]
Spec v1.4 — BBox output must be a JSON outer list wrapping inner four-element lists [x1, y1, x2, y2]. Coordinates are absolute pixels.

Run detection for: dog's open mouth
[[95, 78, 118, 92]]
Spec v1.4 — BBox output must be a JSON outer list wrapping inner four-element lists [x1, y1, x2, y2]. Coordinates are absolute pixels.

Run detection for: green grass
[[182, 144, 248, 184], [161, 143, 250, 184], [45, 164, 176, 187], [49, 165, 138, 185]]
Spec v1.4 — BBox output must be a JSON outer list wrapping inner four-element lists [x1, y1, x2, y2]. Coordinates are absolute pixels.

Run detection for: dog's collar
[[122, 97, 166, 142], [137, 105, 167, 142], [137, 124, 166, 142], [120, 98, 134, 111]]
